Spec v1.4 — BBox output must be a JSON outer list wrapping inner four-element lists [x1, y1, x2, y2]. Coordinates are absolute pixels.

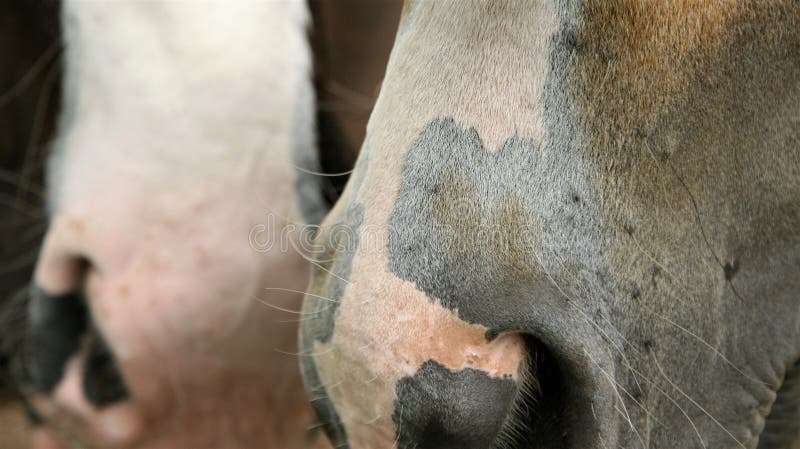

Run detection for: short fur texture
[[301, 1, 800, 448]]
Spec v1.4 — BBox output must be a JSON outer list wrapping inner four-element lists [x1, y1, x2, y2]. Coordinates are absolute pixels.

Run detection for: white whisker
[[651, 352, 746, 449], [293, 165, 355, 177]]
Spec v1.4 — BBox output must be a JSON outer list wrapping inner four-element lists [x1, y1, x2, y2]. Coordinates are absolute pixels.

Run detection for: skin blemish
[[623, 223, 635, 236], [650, 265, 661, 287], [68, 219, 86, 234], [724, 259, 740, 280]]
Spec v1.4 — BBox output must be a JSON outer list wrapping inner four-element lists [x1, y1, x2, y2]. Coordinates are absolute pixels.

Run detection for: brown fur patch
[[581, 1, 797, 128], [574, 0, 799, 209], [580, 1, 753, 136]]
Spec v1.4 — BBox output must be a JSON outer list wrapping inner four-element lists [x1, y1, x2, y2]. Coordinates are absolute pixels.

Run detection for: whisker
[[533, 251, 665, 445], [613, 405, 645, 449], [282, 230, 357, 287], [0, 194, 45, 217], [306, 421, 327, 432], [0, 42, 61, 109], [0, 247, 41, 274], [293, 165, 354, 177], [273, 345, 335, 358], [650, 352, 746, 449], [652, 311, 767, 387], [626, 230, 770, 387], [262, 287, 339, 303], [256, 298, 304, 315], [17, 55, 61, 208], [273, 316, 320, 323], [0, 169, 45, 198], [325, 80, 375, 110], [583, 349, 665, 441], [364, 413, 382, 425], [626, 359, 707, 448], [364, 372, 381, 384]]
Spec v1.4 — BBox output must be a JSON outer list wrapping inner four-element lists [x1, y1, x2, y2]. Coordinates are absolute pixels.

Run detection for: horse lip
[[29, 393, 146, 449]]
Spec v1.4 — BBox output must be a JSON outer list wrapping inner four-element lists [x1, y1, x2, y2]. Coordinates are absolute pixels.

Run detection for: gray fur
[[304, 202, 363, 344], [297, 201, 361, 449], [299, 145, 372, 449], [303, 144, 370, 343]]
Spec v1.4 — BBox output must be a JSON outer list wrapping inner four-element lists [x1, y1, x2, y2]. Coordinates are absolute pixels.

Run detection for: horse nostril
[[25, 249, 93, 393], [391, 337, 574, 449], [27, 286, 88, 393], [506, 336, 571, 449], [83, 331, 129, 407], [24, 283, 129, 408]]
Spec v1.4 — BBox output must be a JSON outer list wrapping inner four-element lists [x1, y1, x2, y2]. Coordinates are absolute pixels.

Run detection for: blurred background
[[0, 1, 61, 445], [0, 1, 400, 447]]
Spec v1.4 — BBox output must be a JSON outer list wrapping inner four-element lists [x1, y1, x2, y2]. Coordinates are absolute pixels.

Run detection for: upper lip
[[30, 394, 146, 449]]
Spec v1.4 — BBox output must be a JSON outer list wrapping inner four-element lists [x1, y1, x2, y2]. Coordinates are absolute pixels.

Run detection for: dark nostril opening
[[82, 331, 129, 407], [759, 360, 800, 447], [503, 335, 570, 449], [27, 286, 88, 393]]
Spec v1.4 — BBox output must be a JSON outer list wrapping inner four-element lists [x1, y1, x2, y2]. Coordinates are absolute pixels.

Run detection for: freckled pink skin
[[31, 1, 330, 448]]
